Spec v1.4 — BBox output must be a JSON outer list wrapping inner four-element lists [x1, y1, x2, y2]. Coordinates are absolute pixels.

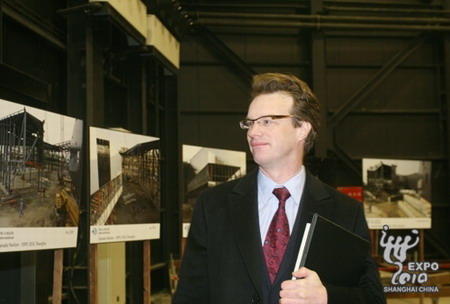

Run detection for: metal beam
[[194, 17, 450, 32], [196, 25, 256, 82], [445, 32, 450, 187], [193, 11, 450, 25], [65, 2, 102, 302], [0, 63, 50, 103], [108, 45, 179, 76], [93, 3, 146, 46], [328, 32, 428, 126], [58, 2, 145, 45], [3, 0, 65, 50], [311, 0, 329, 159], [311, 0, 363, 178], [324, 5, 450, 15], [330, 143, 362, 179]]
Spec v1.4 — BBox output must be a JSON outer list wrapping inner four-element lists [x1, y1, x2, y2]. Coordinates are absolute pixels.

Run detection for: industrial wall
[[0, 0, 448, 302], [178, 0, 450, 257]]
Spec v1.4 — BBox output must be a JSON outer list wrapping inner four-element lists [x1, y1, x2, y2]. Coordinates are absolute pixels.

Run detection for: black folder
[[293, 213, 370, 287]]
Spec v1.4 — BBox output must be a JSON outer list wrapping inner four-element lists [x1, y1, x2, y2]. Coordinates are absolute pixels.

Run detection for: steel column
[[66, 2, 101, 303], [310, 0, 329, 159], [445, 2, 450, 186]]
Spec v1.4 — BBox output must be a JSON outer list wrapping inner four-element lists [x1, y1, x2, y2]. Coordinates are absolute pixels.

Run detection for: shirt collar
[[257, 166, 306, 205]]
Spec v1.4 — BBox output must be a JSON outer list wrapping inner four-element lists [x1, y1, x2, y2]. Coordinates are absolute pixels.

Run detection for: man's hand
[[279, 267, 327, 304]]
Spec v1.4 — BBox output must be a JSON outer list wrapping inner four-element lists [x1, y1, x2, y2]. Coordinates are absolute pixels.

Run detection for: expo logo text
[[380, 225, 440, 293]]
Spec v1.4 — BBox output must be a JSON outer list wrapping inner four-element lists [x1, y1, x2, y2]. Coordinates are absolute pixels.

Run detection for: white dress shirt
[[257, 166, 306, 244]]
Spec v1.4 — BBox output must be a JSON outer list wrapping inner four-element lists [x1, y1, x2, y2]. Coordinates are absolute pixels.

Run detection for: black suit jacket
[[173, 169, 386, 304]]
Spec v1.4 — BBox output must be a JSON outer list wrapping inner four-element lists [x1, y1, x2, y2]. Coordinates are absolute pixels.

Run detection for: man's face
[[246, 92, 306, 171]]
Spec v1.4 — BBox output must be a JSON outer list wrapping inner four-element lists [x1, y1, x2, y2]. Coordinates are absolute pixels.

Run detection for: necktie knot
[[273, 187, 291, 205]]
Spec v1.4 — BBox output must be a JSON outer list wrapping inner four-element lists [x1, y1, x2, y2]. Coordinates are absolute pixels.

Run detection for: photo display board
[[89, 127, 160, 244], [182, 145, 246, 237], [362, 158, 432, 230], [0, 99, 83, 252]]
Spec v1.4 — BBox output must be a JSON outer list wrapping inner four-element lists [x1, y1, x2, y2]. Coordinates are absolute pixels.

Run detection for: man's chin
[[252, 155, 270, 167]]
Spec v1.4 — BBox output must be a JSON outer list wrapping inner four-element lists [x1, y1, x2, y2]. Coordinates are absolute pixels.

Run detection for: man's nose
[[247, 122, 262, 136]]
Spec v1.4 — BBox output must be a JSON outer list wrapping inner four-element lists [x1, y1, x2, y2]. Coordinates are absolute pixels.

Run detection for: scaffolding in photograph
[[120, 140, 160, 206], [0, 109, 65, 194], [90, 140, 160, 226], [90, 175, 123, 225], [0, 108, 79, 226], [187, 163, 242, 198]]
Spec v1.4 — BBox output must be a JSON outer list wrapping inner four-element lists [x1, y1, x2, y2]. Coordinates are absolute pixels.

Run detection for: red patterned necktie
[[263, 187, 291, 284]]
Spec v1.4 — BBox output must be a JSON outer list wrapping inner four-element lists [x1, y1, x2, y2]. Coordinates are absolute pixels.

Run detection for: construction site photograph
[[181, 145, 246, 237], [0, 99, 82, 252], [89, 127, 160, 244], [362, 158, 432, 230]]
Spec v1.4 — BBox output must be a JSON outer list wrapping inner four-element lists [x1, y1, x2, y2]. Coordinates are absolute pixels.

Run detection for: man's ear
[[297, 121, 312, 142]]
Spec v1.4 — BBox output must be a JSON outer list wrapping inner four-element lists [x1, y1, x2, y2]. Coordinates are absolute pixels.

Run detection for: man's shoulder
[[304, 170, 369, 237], [307, 172, 360, 204], [305, 171, 364, 221], [204, 177, 242, 194]]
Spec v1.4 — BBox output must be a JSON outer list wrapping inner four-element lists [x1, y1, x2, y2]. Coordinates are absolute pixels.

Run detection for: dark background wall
[[0, 0, 448, 302], [178, 0, 450, 259]]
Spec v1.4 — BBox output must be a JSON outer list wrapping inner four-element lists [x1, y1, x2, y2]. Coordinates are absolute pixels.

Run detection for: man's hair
[[251, 73, 321, 153]]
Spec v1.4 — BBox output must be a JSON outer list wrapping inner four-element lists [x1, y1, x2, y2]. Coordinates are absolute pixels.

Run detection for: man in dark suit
[[173, 73, 386, 304]]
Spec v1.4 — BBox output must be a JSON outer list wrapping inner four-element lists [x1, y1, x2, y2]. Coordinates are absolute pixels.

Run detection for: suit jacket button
[[251, 295, 260, 303]]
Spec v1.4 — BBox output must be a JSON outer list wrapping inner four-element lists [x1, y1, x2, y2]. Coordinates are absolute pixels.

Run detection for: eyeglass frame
[[239, 114, 298, 130]]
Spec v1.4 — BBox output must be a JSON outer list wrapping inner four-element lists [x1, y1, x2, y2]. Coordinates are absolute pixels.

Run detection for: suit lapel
[[276, 170, 336, 283], [227, 170, 264, 296], [297, 171, 335, 228], [226, 169, 338, 295]]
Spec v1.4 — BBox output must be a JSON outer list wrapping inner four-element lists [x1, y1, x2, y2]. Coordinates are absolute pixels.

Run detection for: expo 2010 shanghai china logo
[[380, 225, 440, 293]]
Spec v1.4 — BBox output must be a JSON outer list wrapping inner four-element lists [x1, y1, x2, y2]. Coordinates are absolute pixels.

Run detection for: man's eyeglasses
[[239, 115, 295, 130]]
